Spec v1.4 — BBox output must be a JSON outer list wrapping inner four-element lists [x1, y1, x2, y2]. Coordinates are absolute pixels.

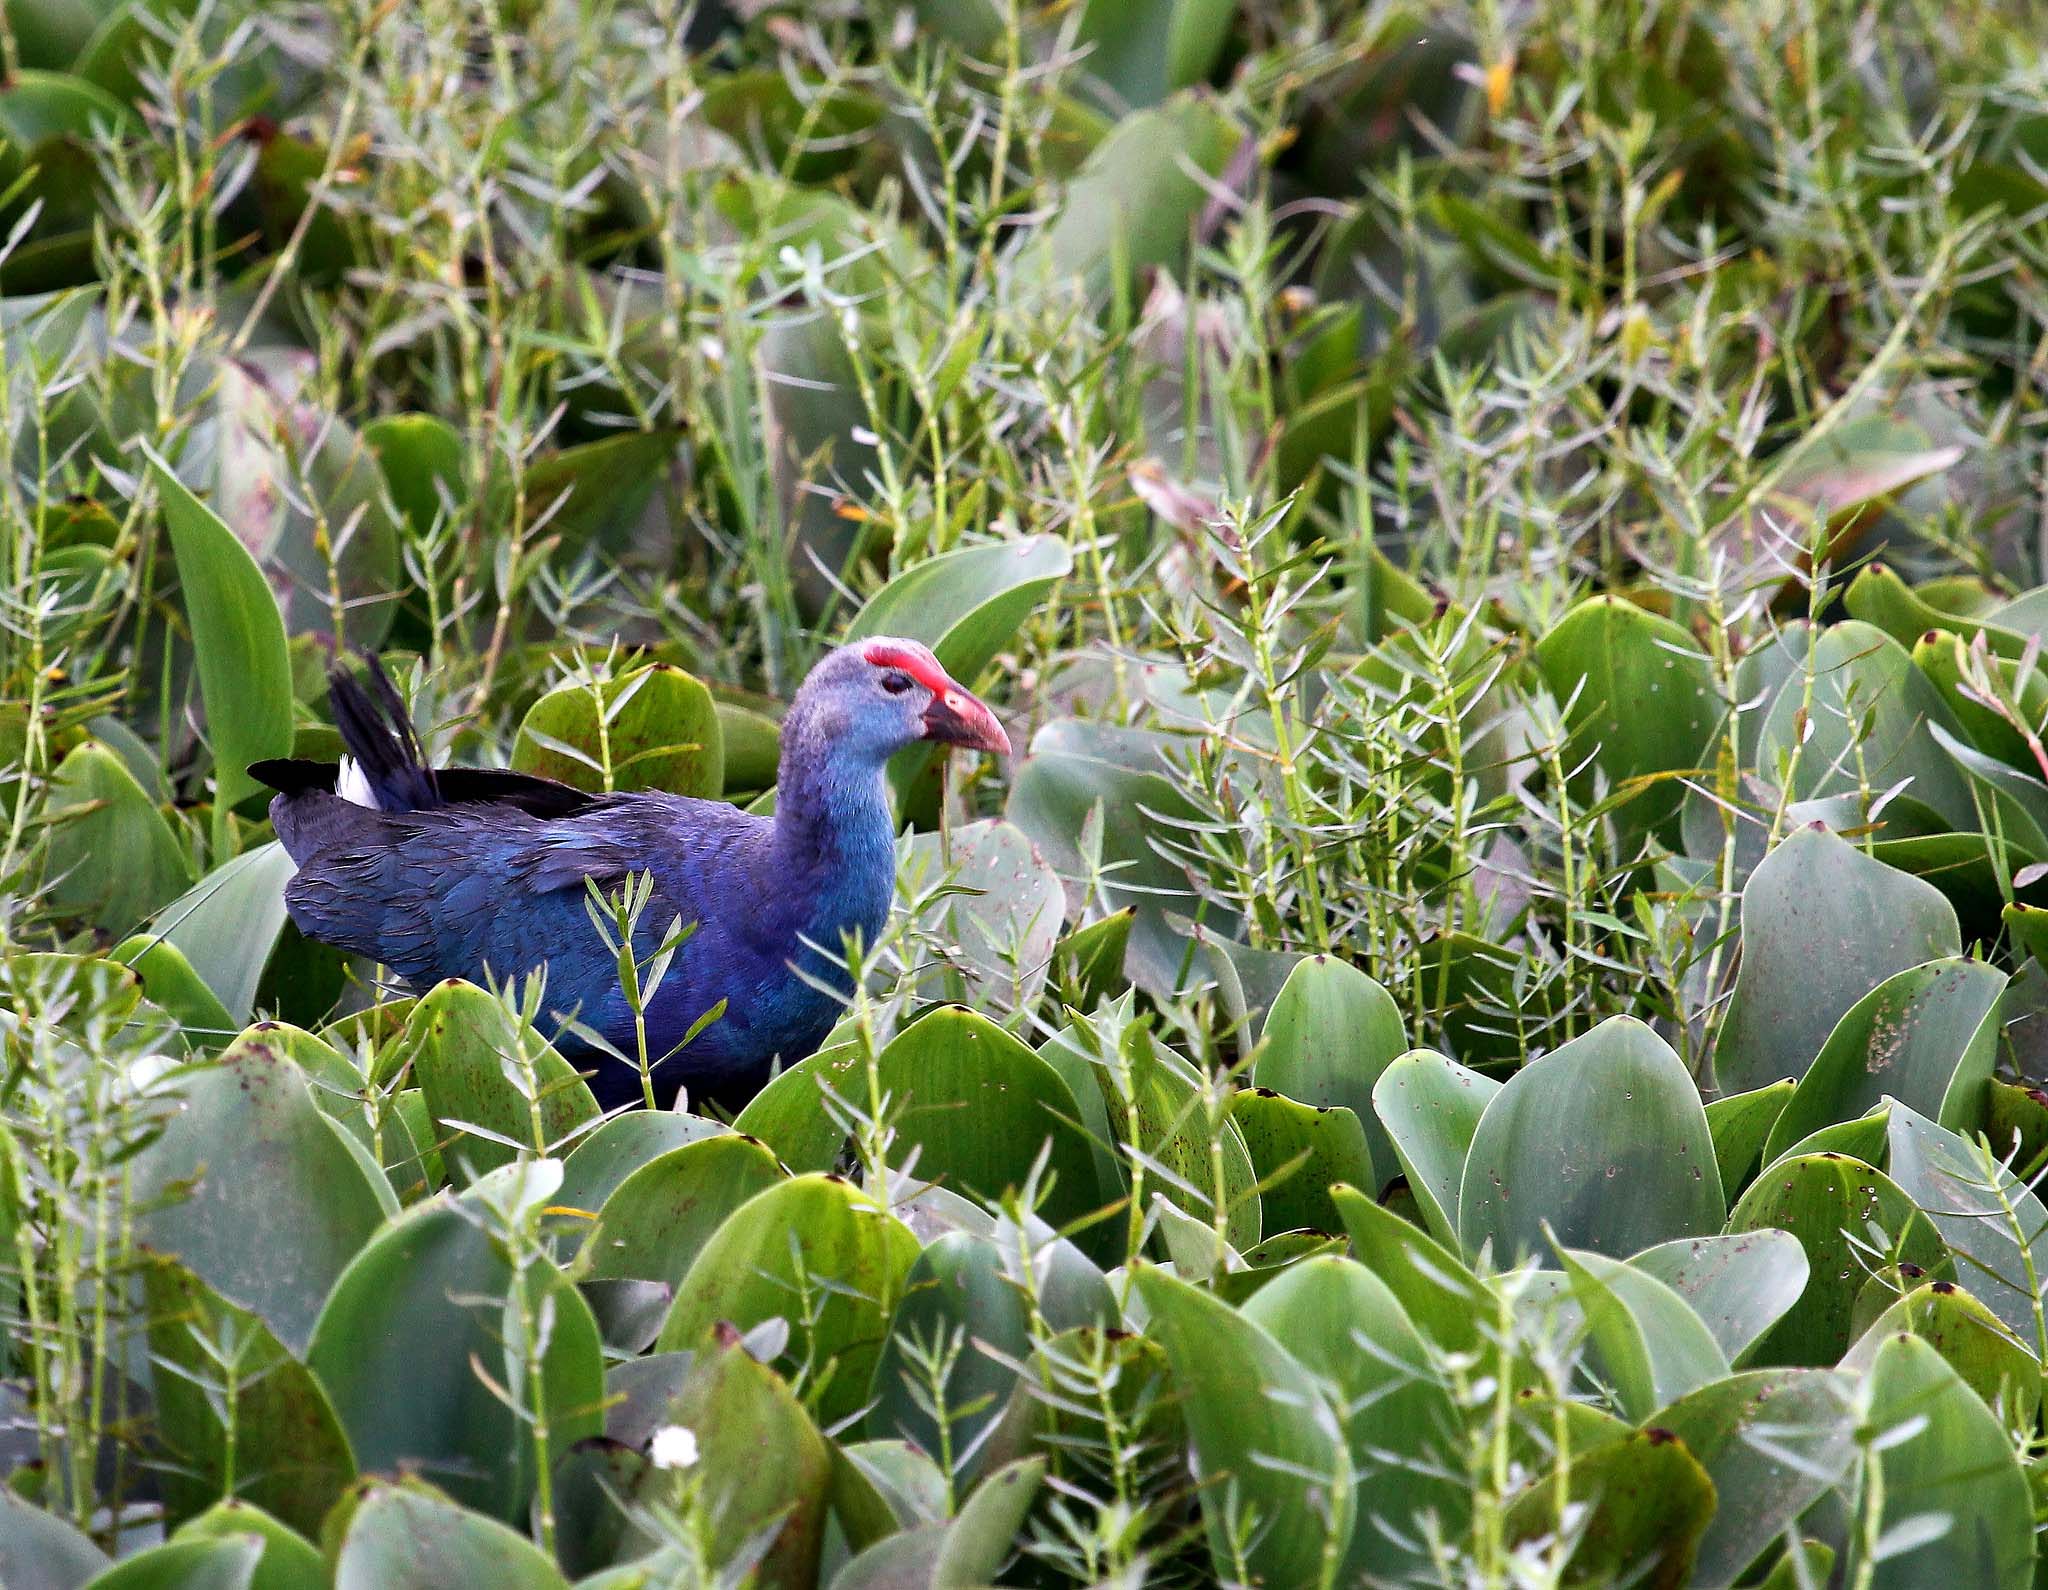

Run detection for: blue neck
[[772, 723, 899, 972]]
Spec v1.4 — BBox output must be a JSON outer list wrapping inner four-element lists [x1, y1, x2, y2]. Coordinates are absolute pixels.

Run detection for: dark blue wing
[[279, 794, 767, 1005]]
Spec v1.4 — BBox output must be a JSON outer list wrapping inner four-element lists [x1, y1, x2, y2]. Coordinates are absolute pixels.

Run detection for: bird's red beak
[[922, 678, 1011, 757]]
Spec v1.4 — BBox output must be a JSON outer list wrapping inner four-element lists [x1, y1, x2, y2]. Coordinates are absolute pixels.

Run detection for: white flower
[[649, 1424, 700, 1471]]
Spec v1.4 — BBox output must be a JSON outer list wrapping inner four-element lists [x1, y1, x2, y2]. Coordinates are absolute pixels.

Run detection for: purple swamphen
[[251, 640, 1011, 1110]]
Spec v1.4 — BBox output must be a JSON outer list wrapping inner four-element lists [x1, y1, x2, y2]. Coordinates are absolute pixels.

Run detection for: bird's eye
[[880, 671, 914, 695]]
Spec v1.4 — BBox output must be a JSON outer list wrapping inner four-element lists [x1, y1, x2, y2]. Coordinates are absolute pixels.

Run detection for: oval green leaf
[[1459, 1016, 1724, 1260]]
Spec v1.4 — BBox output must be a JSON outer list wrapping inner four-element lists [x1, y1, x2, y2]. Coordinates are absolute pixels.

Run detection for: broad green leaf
[[1764, 959, 2004, 1163], [870, 1006, 1104, 1231], [306, 1196, 604, 1522], [0, 72, 136, 253], [142, 1257, 355, 1537], [1228, 1090, 1373, 1236], [730, 1042, 865, 1174], [1770, 1103, 1894, 1170], [383, 1089, 443, 1203], [586, 1134, 783, 1288], [867, 1231, 1029, 1487], [362, 412, 464, 535], [130, 1041, 387, 1355], [1884, 1103, 2048, 1351], [508, 430, 676, 563], [1928, 723, 2048, 857], [1715, 826, 1960, 1095], [1630, 1231, 1810, 1366], [41, 741, 193, 933], [405, 980, 601, 1184], [1241, 1256, 1469, 1582], [334, 1483, 569, 1590], [2007, 901, 2048, 972], [1032, 94, 1242, 299], [144, 446, 293, 823], [1008, 718, 1234, 996], [1558, 1247, 1730, 1420], [1331, 1185, 1487, 1354], [553, 1106, 726, 1225], [172, 1503, 327, 1590], [1752, 621, 1975, 829], [1372, 1049, 1499, 1245], [1850, 563, 2030, 660], [1133, 1265, 1354, 1586], [0, 1488, 108, 1590], [600, 1352, 697, 1451], [1705, 1080, 1795, 1199], [1531, 594, 1720, 847], [929, 1457, 1044, 1586], [113, 934, 235, 1046], [1, 5, 102, 69], [1650, 1370, 1857, 1589], [1201, 936, 1309, 1036], [1253, 955, 1407, 1190], [847, 535, 1071, 681], [1849, 1334, 2032, 1590], [1036, 1024, 1129, 1230], [1105, 1021, 1260, 1256], [655, 1174, 920, 1426], [550, 1428, 651, 1576], [1072, 0, 1236, 110], [132, 841, 298, 1028], [82, 711, 170, 800], [658, 1336, 832, 1590], [1842, 1281, 2041, 1427], [512, 663, 722, 798], [1500, 1427, 1715, 1587], [714, 697, 781, 796], [900, 820, 1064, 1015], [1984, 1078, 2048, 1175], [840, 1440, 948, 1532], [1725, 1153, 1945, 1366], [1050, 908, 1136, 1007], [828, 1458, 1044, 1590], [1460, 1016, 1724, 1260], [223, 1021, 374, 1147], [80, 1536, 262, 1590]]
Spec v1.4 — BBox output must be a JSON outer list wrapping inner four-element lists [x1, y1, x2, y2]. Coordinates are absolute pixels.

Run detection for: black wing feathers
[[247, 653, 602, 821], [329, 654, 440, 813]]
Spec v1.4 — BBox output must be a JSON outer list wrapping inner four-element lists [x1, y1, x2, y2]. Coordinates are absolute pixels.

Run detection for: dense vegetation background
[[4, 0, 2048, 1584]]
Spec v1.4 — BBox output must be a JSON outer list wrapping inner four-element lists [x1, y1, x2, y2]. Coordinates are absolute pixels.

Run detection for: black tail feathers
[[329, 652, 441, 814]]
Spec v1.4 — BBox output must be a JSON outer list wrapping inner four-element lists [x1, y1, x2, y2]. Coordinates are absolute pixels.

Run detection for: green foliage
[[511, 663, 723, 798], [403, 978, 601, 1183], [145, 450, 294, 833], [7, 0, 2048, 1581], [1460, 1015, 1724, 1259]]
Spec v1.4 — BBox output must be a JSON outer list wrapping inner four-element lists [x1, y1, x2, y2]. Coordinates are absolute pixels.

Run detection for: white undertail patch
[[336, 756, 380, 810]]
